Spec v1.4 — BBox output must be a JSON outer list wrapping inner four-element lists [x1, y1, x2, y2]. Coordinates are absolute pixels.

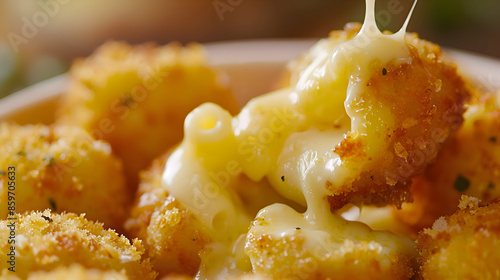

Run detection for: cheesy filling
[[162, 0, 419, 278]]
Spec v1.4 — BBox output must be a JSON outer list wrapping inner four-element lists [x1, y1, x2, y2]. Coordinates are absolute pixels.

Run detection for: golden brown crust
[[124, 153, 212, 277], [417, 196, 500, 279], [245, 228, 414, 280], [0, 124, 129, 231], [57, 41, 240, 189], [0, 211, 156, 280], [322, 23, 471, 209], [394, 94, 500, 230], [283, 23, 471, 209]]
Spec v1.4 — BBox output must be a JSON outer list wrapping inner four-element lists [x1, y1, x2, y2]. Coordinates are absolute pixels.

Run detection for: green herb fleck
[[0, 170, 5, 176], [44, 155, 56, 167], [382, 68, 388, 76], [488, 182, 495, 189], [48, 198, 57, 211], [281, 175, 285, 182], [17, 151, 27, 156], [454, 175, 470, 192], [489, 136, 497, 143]]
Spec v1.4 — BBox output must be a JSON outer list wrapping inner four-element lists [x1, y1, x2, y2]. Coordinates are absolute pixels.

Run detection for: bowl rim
[[1, 39, 499, 122]]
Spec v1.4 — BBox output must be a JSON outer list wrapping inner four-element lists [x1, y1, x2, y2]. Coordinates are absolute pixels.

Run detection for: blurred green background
[[0, 0, 499, 98]]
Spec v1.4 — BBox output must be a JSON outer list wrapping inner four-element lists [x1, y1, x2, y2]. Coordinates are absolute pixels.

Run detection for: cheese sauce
[[162, 0, 418, 278]]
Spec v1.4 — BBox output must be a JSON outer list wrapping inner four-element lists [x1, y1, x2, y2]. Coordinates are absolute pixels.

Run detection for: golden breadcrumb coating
[[57, 41, 239, 188], [245, 221, 415, 280], [0, 124, 129, 231], [25, 264, 127, 280], [320, 23, 470, 209], [0, 211, 157, 280], [285, 23, 471, 209], [124, 154, 212, 277], [417, 196, 500, 279], [394, 93, 500, 230]]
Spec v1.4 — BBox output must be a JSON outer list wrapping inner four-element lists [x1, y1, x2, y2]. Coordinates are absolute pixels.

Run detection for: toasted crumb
[[0, 124, 129, 231], [0, 211, 157, 280], [417, 196, 500, 279]]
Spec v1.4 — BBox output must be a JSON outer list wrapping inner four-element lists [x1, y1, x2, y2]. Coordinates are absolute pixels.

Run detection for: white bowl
[[0, 40, 499, 124]]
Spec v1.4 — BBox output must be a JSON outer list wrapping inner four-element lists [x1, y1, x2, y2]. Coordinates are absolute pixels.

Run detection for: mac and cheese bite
[[417, 196, 500, 279], [394, 93, 500, 230], [0, 211, 156, 280], [0, 124, 129, 230], [57, 42, 239, 188]]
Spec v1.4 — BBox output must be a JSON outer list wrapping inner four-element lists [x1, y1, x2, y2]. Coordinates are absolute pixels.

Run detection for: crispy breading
[[0, 211, 157, 280], [394, 93, 500, 230], [57, 41, 239, 189], [124, 154, 212, 277], [0, 124, 129, 231], [417, 196, 500, 279], [245, 222, 415, 280], [314, 23, 471, 209]]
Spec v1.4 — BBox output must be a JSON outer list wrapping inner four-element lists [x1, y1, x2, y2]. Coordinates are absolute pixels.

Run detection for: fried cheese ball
[[245, 238, 414, 280], [394, 93, 500, 230], [244, 203, 417, 280], [0, 124, 129, 230], [124, 154, 212, 277], [287, 23, 471, 209], [0, 211, 157, 280], [57, 41, 239, 188], [417, 196, 500, 279]]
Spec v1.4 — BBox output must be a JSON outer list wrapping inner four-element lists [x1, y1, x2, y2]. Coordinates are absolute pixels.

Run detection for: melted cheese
[[162, 0, 419, 278]]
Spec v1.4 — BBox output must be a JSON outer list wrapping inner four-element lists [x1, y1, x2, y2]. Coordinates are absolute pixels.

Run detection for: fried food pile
[[1, 19, 499, 280]]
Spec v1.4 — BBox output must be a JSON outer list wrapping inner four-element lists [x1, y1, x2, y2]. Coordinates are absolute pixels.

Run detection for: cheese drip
[[162, 0, 419, 278]]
